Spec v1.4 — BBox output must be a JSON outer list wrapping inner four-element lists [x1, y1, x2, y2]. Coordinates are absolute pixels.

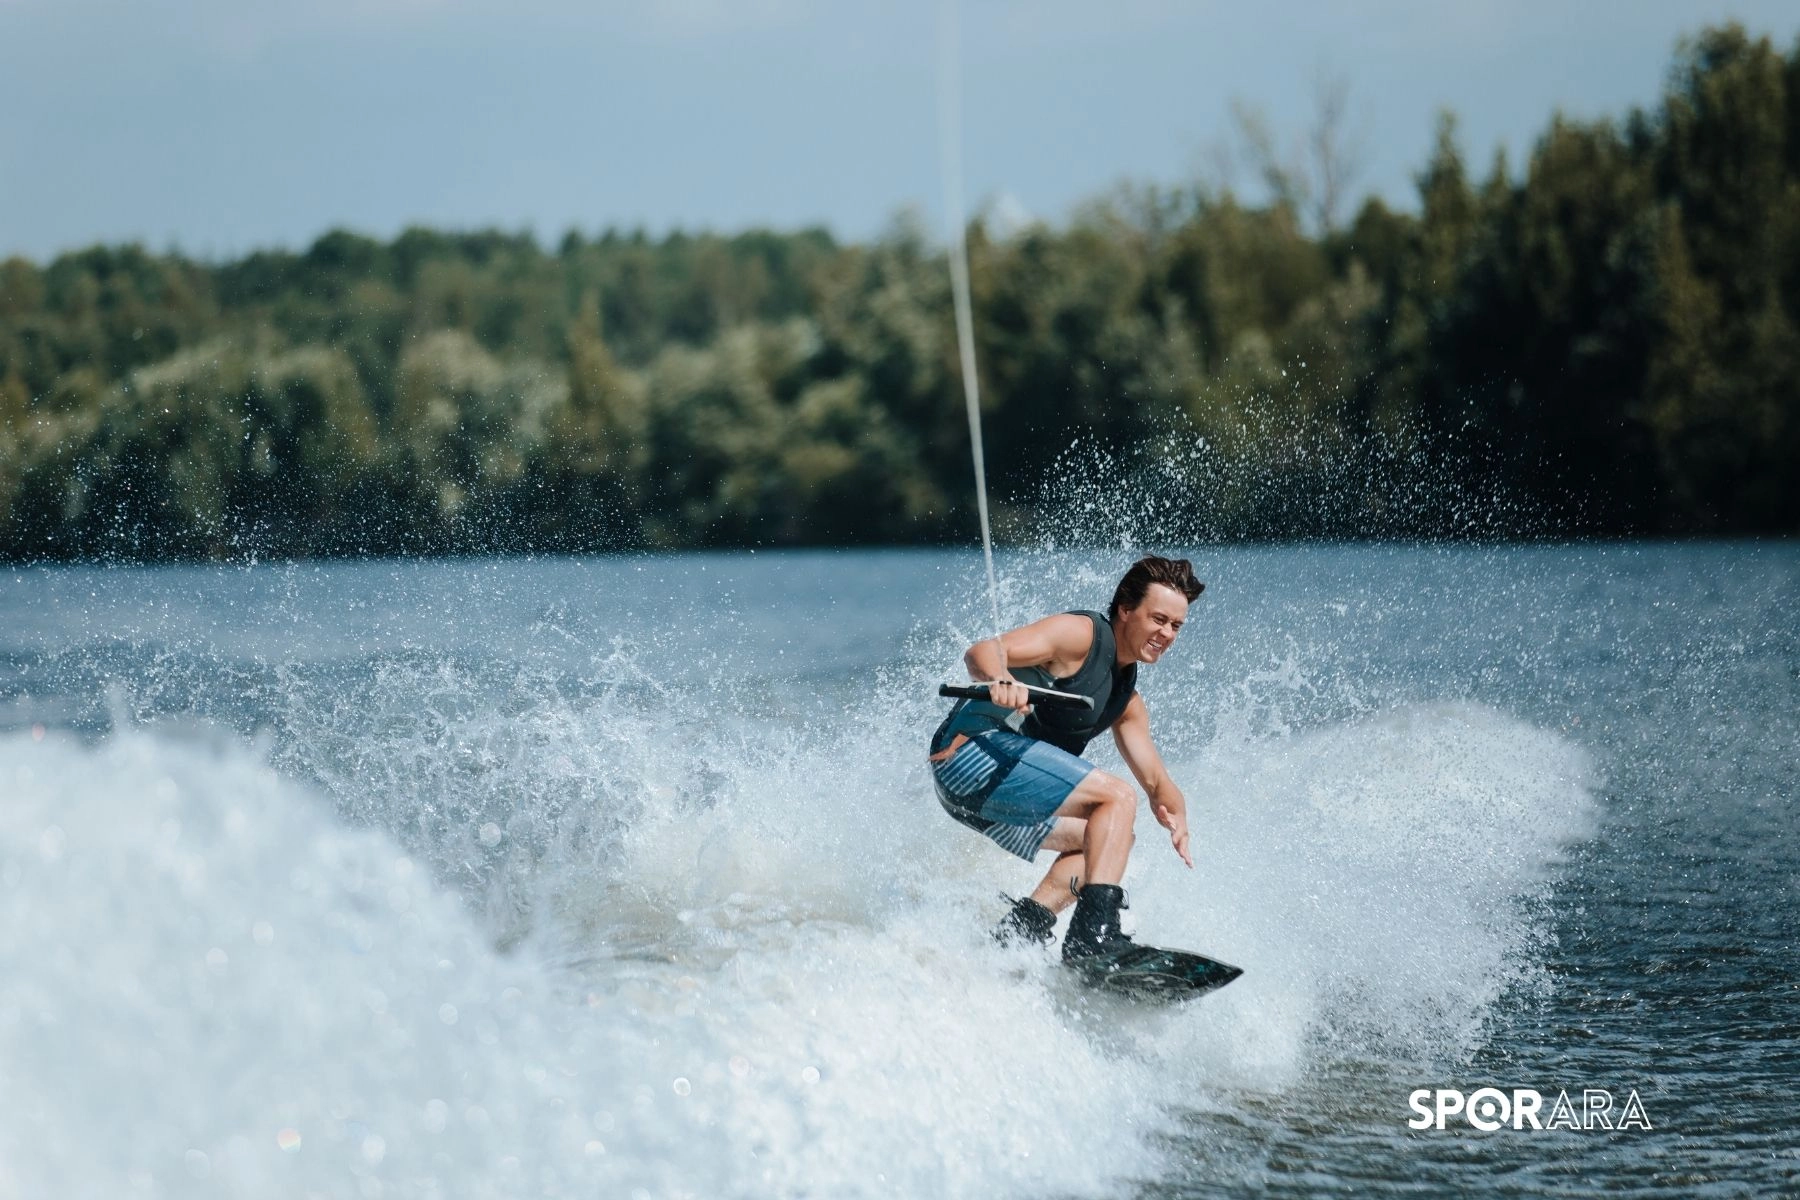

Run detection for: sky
[[2, 0, 1797, 262]]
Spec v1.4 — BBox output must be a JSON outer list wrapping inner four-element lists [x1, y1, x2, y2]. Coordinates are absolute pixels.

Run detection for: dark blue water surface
[[1, 543, 1794, 1197]]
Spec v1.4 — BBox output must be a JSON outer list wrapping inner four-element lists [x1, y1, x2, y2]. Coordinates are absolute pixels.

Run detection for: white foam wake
[[0, 694, 1597, 1198]]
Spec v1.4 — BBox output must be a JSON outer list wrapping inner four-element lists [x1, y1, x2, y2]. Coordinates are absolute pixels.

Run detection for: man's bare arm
[[1113, 694, 1193, 868], [963, 613, 1094, 711]]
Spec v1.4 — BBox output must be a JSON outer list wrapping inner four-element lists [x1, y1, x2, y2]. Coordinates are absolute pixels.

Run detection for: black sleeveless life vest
[[1015, 610, 1137, 755]]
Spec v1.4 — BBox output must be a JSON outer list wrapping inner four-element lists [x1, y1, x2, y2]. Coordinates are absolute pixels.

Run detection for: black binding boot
[[992, 895, 1057, 946], [1061, 883, 1133, 964]]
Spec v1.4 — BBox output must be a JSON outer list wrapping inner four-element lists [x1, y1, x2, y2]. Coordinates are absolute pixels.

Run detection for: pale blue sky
[[2, 1, 1796, 261]]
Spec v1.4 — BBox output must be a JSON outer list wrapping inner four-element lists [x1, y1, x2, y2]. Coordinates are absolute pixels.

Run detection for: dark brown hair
[[1109, 555, 1205, 620]]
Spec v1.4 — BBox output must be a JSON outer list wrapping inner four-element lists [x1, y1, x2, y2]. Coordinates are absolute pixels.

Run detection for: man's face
[[1118, 583, 1190, 664]]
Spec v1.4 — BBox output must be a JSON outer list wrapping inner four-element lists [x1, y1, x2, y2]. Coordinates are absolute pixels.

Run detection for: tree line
[[1, 24, 1795, 561]]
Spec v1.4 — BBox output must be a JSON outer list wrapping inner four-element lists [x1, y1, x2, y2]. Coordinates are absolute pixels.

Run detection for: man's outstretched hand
[[1155, 803, 1193, 868]]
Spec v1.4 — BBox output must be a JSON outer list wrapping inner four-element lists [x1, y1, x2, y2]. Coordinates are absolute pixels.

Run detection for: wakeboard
[[1067, 943, 1242, 1002]]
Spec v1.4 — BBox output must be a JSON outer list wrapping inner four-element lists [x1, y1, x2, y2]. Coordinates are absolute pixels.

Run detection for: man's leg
[[1029, 819, 1088, 914], [1051, 770, 1137, 885], [993, 820, 1088, 944], [980, 745, 1133, 949], [1051, 771, 1139, 962]]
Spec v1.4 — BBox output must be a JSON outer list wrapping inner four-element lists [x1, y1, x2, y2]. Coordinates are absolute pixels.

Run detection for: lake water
[[2, 543, 1795, 1198]]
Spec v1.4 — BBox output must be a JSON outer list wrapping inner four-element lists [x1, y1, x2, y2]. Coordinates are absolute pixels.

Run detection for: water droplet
[[672, 1077, 691, 1097], [438, 1003, 458, 1025], [801, 1066, 821, 1084]]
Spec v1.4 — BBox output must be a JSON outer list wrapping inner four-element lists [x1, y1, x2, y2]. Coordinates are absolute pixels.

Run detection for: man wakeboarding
[[929, 555, 1204, 966]]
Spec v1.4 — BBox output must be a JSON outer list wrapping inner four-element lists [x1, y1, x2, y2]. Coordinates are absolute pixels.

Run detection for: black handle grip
[[938, 683, 1094, 710]]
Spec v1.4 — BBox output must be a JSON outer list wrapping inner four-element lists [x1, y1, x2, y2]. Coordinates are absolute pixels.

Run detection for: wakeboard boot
[[992, 895, 1057, 946], [1061, 883, 1133, 966]]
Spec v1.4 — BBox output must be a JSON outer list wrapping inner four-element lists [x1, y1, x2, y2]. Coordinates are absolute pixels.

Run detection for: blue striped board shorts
[[930, 729, 1095, 861]]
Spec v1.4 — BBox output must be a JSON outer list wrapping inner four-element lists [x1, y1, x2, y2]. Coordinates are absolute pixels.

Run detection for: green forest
[[2, 25, 1796, 561]]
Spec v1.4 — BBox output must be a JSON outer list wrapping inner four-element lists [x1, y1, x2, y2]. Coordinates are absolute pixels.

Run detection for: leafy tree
[[2, 22, 1795, 560]]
